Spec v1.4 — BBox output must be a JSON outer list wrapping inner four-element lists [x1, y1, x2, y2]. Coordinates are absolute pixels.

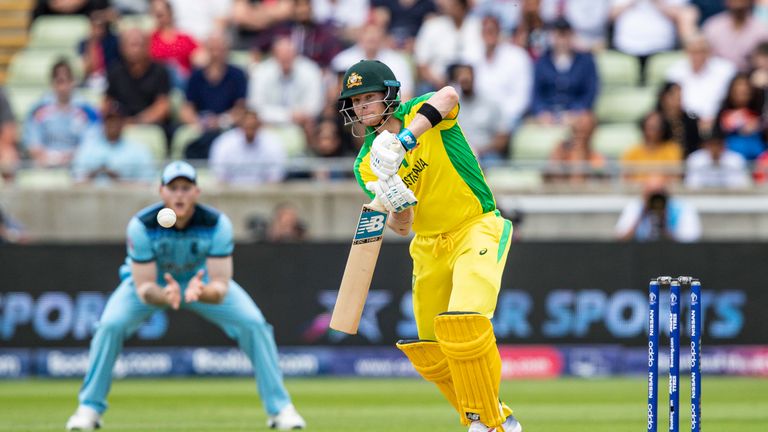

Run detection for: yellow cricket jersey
[[353, 93, 497, 236]]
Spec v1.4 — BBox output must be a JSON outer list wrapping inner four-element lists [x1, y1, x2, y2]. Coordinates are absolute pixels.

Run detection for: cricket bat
[[329, 199, 388, 334]]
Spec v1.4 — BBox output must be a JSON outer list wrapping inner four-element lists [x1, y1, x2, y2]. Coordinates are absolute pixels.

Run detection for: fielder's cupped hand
[[370, 130, 405, 179], [184, 270, 205, 303], [163, 273, 181, 310], [366, 175, 417, 213]]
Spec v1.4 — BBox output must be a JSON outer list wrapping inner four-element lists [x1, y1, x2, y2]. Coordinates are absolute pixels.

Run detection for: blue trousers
[[78, 278, 291, 416]]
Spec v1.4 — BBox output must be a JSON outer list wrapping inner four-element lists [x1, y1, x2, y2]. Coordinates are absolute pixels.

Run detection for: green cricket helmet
[[338, 60, 401, 135]]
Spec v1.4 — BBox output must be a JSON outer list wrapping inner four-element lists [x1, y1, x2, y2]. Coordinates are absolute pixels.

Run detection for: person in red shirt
[[149, 0, 203, 87]]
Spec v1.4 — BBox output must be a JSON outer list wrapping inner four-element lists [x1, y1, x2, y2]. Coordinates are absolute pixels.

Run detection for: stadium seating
[[27, 15, 90, 50], [122, 124, 167, 161], [230, 50, 254, 72], [592, 123, 643, 159], [595, 86, 656, 123], [264, 124, 307, 157], [595, 50, 640, 88], [170, 124, 202, 159], [6, 86, 45, 120], [512, 123, 569, 160], [484, 167, 543, 189], [6, 50, 83, 87], [647, 50, 686, 87], [117, 14, 155, 32], [15, 168, 73, 188]]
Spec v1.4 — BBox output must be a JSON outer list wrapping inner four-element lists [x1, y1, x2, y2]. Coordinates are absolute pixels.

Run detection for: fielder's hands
[[366, 175, 417, 213], [184, 269, 205, 303], [163, 273, 181, 310], [370, 130, 406, 179]]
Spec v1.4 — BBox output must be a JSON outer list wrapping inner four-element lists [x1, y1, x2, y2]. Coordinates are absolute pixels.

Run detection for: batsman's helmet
[[338, 60, 401, 133]]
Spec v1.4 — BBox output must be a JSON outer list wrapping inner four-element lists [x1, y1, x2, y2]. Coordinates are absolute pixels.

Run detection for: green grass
[[1, 377, 766, 431]]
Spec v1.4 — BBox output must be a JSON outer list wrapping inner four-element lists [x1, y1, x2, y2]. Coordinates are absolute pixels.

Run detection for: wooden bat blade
[[330, 203, 388, 334]]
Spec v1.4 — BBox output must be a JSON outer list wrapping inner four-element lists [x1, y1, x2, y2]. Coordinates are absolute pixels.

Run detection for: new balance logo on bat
[[353, 209, 387, 243]]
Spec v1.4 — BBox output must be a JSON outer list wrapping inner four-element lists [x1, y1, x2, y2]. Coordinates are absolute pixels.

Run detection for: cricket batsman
[[338, 59, 522, 431], [65, 161, 306, 431]]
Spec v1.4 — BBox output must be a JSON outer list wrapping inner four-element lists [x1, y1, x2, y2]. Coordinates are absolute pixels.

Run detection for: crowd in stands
[[0, 0, 767, 189]]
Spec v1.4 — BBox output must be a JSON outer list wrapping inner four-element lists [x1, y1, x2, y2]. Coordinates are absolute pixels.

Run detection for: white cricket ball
[[157, 208, 177, 228]]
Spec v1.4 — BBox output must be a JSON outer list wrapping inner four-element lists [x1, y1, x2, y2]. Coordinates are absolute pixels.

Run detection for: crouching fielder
[[66, 161, 305, 431], [338, 60, 521, 431]]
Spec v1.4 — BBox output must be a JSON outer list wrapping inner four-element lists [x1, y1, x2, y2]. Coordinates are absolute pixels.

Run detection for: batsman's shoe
[[65, 405, 102, 431], [267, 404, 306, 430], [468, 414, 523, 432]]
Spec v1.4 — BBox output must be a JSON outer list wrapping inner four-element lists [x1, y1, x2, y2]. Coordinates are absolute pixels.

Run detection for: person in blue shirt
[[530, 18, 599, 125], [65, 161, 306, 431], [71, 103, 155, 185], [23, 60, 100, 167]]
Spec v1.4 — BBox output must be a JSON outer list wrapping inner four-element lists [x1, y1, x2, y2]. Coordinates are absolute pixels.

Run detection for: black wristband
[[417, 103, 443, 128]]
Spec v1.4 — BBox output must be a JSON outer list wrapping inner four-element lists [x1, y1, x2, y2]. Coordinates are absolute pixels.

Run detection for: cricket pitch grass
[[1, 377, 766, 431]]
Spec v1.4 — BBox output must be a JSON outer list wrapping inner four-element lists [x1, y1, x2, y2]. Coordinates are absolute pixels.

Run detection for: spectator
[[72, 103, 154, 184], [106, 28, 172, 132], [685, 128, 751, 188], [546, 113, 606, 183], [180, 31, 248, 159], [248, 36, 323, 140], [255, 0, 344, 69], [0, 205, 27, 244], [371, 0, 436, 50], [209, 110, 287, 184], [540, 0, 611, 51], [414, 0, 483, 92], [78, 8, 121, 91], [615, 176, 702, 242], [311, 0, 371, 43], [448, 63, 509, 164], [750, 42, 768, 106], [331, 24, 414, 100], [513, 0, 550, 60], [305, 116, 356, 180], [167, 0, 231, 42], [32, 0, 110, 20], [666, 34, 736, 130], [714, 72, 766, 160], [621, 111, 683, 182], [111, 0, 149, 15], [266, 202, 307, 242], [0, 87, 18, 182], [149, 0, 203, 88], [656, 82, 701, 156], [757, 0, 768, 23], [530, 18, 599, 125], [23, 60, 100, 168], [610, 0, 694, 84], [691, 0, 727, 23], [753, 146, 768, 182], [473, 14, 532, 133], [703, 0, 768, 71], [472, 0, 520, 35], [230, 0, 293, 50]]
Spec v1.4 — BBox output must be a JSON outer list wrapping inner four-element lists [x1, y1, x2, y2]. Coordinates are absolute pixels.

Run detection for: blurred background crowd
[[0, 0, 767, 243]]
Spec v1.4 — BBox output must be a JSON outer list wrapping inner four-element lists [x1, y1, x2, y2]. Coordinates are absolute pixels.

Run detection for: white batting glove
[[370, 130, 406, 180], [365, 175, 417, 213]]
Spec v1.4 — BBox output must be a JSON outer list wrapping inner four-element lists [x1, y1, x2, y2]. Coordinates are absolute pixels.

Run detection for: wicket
[[647, 276, 702, 432]]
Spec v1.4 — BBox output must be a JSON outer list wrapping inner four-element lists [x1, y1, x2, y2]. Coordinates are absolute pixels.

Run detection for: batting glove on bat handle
[[370, 131, 406, 180]]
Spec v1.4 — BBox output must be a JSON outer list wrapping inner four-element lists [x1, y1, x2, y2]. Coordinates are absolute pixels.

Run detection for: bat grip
[[368, 197, 387, 213]]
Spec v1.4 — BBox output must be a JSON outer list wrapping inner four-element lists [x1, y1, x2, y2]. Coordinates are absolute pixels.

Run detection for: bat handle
[[368, 197, 387, 213]]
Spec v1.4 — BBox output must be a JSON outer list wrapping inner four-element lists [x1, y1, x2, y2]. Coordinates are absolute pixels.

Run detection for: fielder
[[338, 60, 522, 431], [66, 161, 305, 431]]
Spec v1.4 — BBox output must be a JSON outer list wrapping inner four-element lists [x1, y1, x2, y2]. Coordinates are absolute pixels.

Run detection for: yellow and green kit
[[354, 93, 513, 339]]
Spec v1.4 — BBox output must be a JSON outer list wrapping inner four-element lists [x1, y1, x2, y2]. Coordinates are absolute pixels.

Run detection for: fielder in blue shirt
[[66, 161, 306, 431]]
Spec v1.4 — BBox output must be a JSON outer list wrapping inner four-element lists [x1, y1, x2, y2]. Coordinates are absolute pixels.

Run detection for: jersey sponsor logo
[[346, 72, 362, 89], [479, 248, 488, 255], [401, 158, 428, 187]]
